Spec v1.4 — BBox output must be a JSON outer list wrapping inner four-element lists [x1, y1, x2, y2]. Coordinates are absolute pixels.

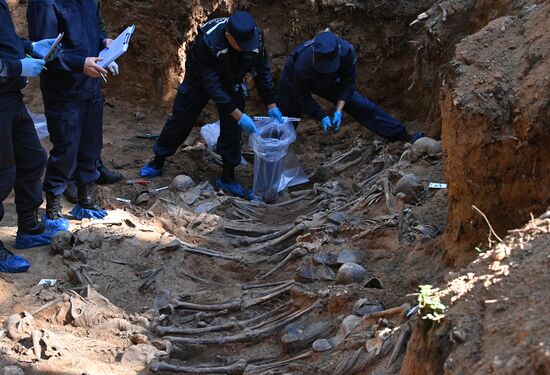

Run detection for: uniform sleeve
[[335, 46, 357, 102], [252, 39, 276, 106], [95, 0, 107, 41], [293, 72, 327, 121], [19, 37, 34, 55], [27, 0, 86, 73], [194, 36, 237, 115]]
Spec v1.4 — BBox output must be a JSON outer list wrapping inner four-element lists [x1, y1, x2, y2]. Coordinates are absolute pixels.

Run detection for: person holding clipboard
[[28, 0, 112, 224], [0, 0, 63, 273]]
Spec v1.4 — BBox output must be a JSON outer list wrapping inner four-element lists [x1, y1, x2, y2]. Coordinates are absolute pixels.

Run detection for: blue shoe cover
[[410, 131, 426, 144], [139, 164, 163, 178], [70, 204, 108, 220], [0, 253, 30, 273], [14, 230, 57, 249], [42, 214, 70, 232], [215, 178, 245, 198], [246, 189, 261, 202]]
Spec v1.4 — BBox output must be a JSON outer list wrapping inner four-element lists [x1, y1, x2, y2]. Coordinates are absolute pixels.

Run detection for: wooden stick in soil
[[165, 301, 320, 346], [150, 359, 247, 374]]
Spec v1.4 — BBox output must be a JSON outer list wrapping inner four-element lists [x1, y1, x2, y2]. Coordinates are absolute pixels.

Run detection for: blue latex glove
[[20, 58, 45, 77], [321, 116, 332, 134], [32, 38, 60, 61], [238, 113, 259, 134], [268, 107, 283, 124], [332, 111, 342, 132]]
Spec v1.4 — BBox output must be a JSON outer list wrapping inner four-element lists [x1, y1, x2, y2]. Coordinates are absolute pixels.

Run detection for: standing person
[[277, 31, 423, 142], [139, 11, 283, 198], [63, 0, 122, 204], [28, 0, 111, 224], [0, 0, 62, 272]]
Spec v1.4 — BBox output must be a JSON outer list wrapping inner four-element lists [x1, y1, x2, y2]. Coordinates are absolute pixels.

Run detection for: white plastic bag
[[27, 107, 49, 139], [249, 119, 308, 202], [200, 121, 247, 165]]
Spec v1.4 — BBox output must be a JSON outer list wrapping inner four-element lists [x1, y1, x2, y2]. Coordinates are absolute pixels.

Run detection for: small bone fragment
[[396, 192, 406, 243]]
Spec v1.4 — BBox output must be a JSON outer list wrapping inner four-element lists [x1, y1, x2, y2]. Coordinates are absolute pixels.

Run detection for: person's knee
[[0, 166, 16, 202]]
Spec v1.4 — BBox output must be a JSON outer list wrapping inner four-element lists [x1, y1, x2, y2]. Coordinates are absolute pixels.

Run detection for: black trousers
[[42, 96, 103, 196], [0, 93, 47, 223], [277, 82, 407, 141], [153, 81, 245, 168]]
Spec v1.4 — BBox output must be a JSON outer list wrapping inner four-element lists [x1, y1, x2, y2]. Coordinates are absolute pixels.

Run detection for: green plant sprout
[[418, 285, 446, 322]]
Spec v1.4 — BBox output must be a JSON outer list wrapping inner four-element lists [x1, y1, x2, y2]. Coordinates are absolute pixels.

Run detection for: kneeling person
[[277, 31, 423, 142], [140, 12, 283, 198]]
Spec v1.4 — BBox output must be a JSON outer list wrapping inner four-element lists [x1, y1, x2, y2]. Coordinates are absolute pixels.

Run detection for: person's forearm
[[336, 100, 345, 113], [231, 108, 244, 121]]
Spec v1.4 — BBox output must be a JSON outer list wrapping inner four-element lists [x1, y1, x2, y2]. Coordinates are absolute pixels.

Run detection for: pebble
[[336, 263, 368, 285], [312, 338, 332, 352], [337, 249, 362, 264], [170, 175, 194, 192], [135, 111, 146, 121]]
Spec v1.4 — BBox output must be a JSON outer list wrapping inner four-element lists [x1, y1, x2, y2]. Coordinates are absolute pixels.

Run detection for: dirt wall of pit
[[439, 1, 550, 265], [99, 0, 440, 127]]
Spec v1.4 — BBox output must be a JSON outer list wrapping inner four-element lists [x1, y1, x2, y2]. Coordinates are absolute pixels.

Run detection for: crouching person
[[1, 0, 62, 272], [28, 0, 109, 224], [139, 12, 282, 198], [277, 31, 423, 142]]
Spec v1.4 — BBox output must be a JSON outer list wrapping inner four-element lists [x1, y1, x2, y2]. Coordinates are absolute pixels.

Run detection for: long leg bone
[[257, 248, 307, 280], [244, 223, 308, 254], [165, 301, 320, 346], [157, 303, 291, 336], [238, 225, 295, 246], [246, 351, 313, 374], [172, 282, 293, 312], [150, 359, 247, 374]]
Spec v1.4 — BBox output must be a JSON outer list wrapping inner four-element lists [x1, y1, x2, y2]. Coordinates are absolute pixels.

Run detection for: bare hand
[[103, 38, 113, 48], [83, 57, 108, 78]]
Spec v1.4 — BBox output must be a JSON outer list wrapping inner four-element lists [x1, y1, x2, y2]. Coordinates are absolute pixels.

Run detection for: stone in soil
[[336, 263, 368, 285], [327, 211, 347, 225], [312, 338, 333, 352]]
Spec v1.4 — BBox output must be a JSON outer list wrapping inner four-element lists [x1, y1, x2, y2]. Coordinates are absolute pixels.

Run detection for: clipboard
[[44, 32, 64, 60], [98, 25, 136, 68]]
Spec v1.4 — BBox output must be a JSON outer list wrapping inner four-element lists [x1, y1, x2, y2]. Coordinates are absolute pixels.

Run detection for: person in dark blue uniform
[[28, 0, 112, 224], [1, 0, 62, 272], [277, 31, 423, 142], [140, 11, 283, 198]]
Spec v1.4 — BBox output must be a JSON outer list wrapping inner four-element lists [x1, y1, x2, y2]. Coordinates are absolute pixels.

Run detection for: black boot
[[221, 163, 236, 183], [63, 180, 78, 204], [46, 192, 64, 220], [149, 155, 166, 170], [17, 209, 44, 235], [96, 158, 123, 185], [77, 183, 103, 211]]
